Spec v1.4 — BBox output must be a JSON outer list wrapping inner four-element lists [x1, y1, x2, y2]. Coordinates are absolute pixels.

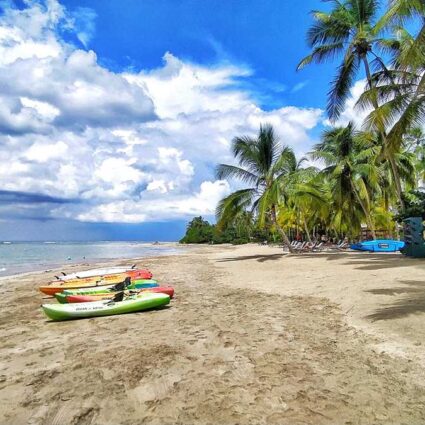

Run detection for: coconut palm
[[283, 169, 329, 243], [296, 0, 391, 121], [216, 124, 303, 253], [357, 64, 424, 169], [406, 127, 425, 184], [297, 0, 410, 207], [310, 122, 380, 239], [357, 0, 425, 203]]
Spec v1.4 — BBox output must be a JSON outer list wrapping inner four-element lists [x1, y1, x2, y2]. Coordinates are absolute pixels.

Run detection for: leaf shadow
[[365, 280, 425, 321]]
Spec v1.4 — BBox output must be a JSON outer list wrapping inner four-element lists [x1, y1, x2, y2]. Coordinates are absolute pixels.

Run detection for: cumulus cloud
[[73, 180, 231, 223], [0, 0, 323, 223]]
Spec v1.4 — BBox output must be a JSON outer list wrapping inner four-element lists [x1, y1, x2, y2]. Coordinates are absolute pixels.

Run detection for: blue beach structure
[[350, 239, 405, 253]]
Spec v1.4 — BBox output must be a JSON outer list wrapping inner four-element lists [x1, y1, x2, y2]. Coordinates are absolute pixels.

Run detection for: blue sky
[[0, 0, 360, 241], [61, 0, 333, 110]]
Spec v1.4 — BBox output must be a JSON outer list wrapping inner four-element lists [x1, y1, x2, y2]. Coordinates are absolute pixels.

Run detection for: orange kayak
[[39, 269, 152, 295]]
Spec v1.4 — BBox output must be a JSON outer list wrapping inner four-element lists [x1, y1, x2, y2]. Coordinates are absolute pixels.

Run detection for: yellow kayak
[[39, 269, 152, 295]]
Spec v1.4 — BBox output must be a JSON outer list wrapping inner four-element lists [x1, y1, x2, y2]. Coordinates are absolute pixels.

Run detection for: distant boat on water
[[44, 241, 57, 244], [350, 239, 405, 253], [2, 241, 11, 244]]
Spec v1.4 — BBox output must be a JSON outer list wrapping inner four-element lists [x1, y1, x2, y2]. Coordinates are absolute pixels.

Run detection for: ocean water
[[0, 241, 181, 277]]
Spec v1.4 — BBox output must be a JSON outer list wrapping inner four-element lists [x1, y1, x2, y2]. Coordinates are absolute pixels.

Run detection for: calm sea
[[0, 241, 181, 277]]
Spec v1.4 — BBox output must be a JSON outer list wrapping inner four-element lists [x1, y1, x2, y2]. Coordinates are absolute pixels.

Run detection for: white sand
[[0, 244, 424, 424]]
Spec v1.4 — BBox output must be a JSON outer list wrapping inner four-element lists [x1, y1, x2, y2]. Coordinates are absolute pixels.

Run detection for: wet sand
[[0, 244, 425, 424]]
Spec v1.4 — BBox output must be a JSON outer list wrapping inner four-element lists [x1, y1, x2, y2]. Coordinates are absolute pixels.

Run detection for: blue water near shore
[[0, 241, 181, 277]]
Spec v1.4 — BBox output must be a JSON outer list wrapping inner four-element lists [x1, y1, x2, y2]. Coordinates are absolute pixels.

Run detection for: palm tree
[[406, 127, 425, 185], [216, 124, 301, 253], [297, 0, 407, 208], [357, 65, 424, 192], [310, 122, 380, 239], [283, 168, 328, 243], [297, 0, 390, 121]]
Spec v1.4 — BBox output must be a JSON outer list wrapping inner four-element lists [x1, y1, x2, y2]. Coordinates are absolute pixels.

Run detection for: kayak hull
[[50, 269, 152, 285], [40, 274, 154, 295], [41, 283, 116, 296], [65, 287, 175, 303], [350, 239, 405, 253], [59, 280, 159, 296], [59, 266, 141, 281], [54, 280, 160, 302], [42, 293, 170, 321]]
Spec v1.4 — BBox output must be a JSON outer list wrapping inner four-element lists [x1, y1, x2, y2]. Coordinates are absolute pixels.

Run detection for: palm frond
[[215, 188, 256, 226], [297, 42, 344, 70], [270, 145, 297, 177], [216, 164, 258, 185], [257, 123, 280, 174], [376, 0, 425, 29], [327, 51, 360, 121], [231, 136, 262, 173], [307, 9, 351, 46]]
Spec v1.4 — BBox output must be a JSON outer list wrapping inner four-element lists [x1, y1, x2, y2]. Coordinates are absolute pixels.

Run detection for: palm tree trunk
[[271, 205, 294, 253], [303, 215, 312, 243], [383, 189, 393, 238], [350, 180, 377, 240], [362, 57, 405, 209], [386, 149, 405, 208]]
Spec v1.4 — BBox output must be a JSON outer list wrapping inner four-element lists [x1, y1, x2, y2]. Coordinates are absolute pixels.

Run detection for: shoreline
[[0, 241, 187, 280], [1, 244, 424, 424]]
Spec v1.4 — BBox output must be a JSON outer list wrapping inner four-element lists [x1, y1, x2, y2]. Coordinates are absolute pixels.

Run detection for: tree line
[[180, 215, 275, 245], [210, 0, 425, 253]]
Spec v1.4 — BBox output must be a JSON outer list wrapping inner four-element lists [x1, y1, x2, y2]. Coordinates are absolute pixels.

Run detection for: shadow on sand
[[292, 252, 425, 271], [216, 253, 283, 263], [365, 280, 425, 321], [216, 251, 425, 321], [218, 251, 425, 271]]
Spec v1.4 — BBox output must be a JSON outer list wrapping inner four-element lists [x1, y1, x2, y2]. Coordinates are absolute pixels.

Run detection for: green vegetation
[[179, 215, 270, 245], [179, 217, 215, 244], [183, 0, 425, 248], [395, 191, 425, 222]]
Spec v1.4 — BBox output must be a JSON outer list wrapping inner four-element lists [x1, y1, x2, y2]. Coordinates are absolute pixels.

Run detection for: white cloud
[[0, 0, 323, 223], [147, 179, 172, 194], [157, 147, 194, 177], [25, 140, 68, 162], [74, 180, 230, 223], [0, 10, 155, 129], [291, 81, 309, 93]]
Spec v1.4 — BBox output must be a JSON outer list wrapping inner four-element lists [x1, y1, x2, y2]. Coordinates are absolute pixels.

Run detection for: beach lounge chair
[[293, 241, 307, 252], [305, 241, 318, 251], [312, 242, 324, 251], [329, 241, 349, 250]]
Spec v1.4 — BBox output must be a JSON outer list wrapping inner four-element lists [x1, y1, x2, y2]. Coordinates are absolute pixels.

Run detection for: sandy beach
[[1, 244, 425, 425]]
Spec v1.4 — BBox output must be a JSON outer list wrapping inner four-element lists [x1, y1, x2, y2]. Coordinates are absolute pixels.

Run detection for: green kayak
[[43, 293, 170, 321], [55, 279, 160, 304]]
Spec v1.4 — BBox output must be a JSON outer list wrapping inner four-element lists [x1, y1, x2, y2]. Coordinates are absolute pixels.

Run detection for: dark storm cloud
[[0, 190, 76, 204]]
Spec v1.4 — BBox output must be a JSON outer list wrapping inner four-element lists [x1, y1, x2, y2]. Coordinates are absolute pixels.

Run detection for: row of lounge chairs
[[287, 240, 349, 252]]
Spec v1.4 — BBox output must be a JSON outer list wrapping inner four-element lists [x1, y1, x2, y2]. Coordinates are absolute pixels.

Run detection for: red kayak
[[127, 269, 153, 279], [65, 286, 175, 303]]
